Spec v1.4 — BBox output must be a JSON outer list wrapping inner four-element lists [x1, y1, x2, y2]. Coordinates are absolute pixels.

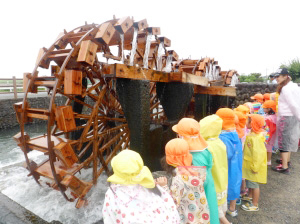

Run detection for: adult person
[[267, 73, 277, 84], [272, 68, 300, 174]]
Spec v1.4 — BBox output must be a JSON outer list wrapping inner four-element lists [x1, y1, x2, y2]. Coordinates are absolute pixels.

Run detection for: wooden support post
[[12, 76, 17, 99]]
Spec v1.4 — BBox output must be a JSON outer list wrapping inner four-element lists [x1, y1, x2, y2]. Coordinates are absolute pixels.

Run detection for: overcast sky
[[1, 0, 300, 78]]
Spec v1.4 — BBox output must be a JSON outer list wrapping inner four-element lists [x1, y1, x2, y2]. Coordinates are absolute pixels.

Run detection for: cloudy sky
[[1, 0, 300, 78]]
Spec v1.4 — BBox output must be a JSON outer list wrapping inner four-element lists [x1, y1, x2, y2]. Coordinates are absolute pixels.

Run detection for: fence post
[[13, 76, 17, 99]]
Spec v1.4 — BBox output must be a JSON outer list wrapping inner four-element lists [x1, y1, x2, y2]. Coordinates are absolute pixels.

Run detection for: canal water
[[0, 123, 107, 224]]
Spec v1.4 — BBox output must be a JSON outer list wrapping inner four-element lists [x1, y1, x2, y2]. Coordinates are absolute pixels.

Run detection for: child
[[263, 93, 270, 102], [157, 138, 210, 224], [244, 102, 254, 114], [241, 114, 267, 211], [250, 93, 264, 115], [102, 149, 180, 224], [199, 115, 231, 224], [262, 100, 277, 166], [215, 108, 243, 217], [172, 118, 220, 224], [234, 111, 247, 142], [234, 105, 250, 115]]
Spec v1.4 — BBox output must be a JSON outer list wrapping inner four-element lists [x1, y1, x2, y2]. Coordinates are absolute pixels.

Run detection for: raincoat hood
[[199, 115, 223, 140]]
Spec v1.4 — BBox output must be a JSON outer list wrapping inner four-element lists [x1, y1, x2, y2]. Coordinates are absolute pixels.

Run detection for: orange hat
[[250, 93, 264, 103], [244, 102, 254, 114], [172, 118, 208, 151], [262, 100, 276, 112], [248, 114, 265, 133], [234, 111, 247, 138], [216, 108, 236, 130], [165, 138, 193, 167], [234, 105, 250, 115], [263, 93, 270, 101]]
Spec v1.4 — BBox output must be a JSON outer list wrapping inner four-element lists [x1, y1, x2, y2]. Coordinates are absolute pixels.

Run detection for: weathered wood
[[23, 73, 37, 93], [64, 70, 82, 95], [55, 106, 76, 132], [53, 142, 78, 168], [77, 40, 98, 65], [158, 37, 171, 47], [95, 22, 116, 45], [194, 86, 236, 97], [36, 48, 50, 69], [114, 16, 133, 34], [182, 72, 209, 86], [146, 27, 160, 35]]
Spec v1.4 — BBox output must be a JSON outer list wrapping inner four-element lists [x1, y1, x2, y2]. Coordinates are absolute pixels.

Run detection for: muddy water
[[0, 123, 107, 224]]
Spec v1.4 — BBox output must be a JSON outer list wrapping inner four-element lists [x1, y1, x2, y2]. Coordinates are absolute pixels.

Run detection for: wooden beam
[[194, 86, 236, 97], [182, 72, 209, 87]]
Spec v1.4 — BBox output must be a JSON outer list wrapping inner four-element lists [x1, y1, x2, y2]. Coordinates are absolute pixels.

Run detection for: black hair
[[160, 156, 175, 175], [266, 108, 275, 115]]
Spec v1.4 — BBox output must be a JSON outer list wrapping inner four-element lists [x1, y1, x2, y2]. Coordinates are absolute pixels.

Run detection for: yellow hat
[[107, 150, 155, 188]]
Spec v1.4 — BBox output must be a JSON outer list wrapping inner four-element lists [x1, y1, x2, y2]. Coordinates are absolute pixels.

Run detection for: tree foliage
[[280, 58, 300, 83], [239, 73, 265, 83]]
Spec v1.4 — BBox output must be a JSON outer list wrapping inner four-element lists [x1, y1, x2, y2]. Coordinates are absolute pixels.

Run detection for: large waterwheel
[[13, 16, 238, 208], [13, 17, 174, 207]]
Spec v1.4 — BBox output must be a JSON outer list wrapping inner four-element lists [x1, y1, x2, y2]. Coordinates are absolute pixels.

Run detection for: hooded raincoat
[[242, 132, 267, 184], [219, 131, 243, 200], [172, 118, 219, 224], [103, 150, 180, 224], [200, 115, 228, 206]]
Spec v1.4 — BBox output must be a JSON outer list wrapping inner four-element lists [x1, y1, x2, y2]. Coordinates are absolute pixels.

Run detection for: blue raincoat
[[219, 130, 243, 200]]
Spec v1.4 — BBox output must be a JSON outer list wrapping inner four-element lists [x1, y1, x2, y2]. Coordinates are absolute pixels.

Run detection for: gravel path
[[227, 151, 300, 224]]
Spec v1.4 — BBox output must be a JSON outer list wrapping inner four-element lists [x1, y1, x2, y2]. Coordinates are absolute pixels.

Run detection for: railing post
[[13, 76, 17, 99]]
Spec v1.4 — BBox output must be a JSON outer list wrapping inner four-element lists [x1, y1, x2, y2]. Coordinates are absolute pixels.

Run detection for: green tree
[[239, 73, 265, 82], [280, 58, 300, 82]]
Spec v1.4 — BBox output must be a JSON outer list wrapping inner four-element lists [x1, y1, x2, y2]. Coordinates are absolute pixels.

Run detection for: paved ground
[[227, 151, 300, 224]]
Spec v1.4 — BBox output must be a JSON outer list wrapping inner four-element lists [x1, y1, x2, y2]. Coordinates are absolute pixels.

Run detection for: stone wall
[[0, 96, 67, 129], [235, 83, 277, 106]]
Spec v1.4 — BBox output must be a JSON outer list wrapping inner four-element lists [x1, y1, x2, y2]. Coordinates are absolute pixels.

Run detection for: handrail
[[0, 76, 47, 98]]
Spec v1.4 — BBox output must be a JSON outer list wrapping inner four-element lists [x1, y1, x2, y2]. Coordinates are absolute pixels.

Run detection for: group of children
[[102, 92, 280, 224]]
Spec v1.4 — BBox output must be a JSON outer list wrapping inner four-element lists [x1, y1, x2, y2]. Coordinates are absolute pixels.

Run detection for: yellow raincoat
[[200, 115, 228, 205], [242, 132, 267, 184]]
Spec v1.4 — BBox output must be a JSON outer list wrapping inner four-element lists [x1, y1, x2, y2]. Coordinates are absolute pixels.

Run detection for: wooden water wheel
[[13, 16, 238, 208], [13, 17, 173, 207]]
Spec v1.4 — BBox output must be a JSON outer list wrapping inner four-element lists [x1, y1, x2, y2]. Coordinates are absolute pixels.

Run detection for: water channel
[[0, 123, 107, 224]]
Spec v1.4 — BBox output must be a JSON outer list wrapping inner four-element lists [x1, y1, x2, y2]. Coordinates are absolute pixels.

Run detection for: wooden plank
[[114, 16, 133, 34], [95, 22, 116, 45], [114, 64, 170, 82], [77, 40, 98, 65], [194, 86, 236, 97], [182, 72, 209, 86], [158, 37, 171, 47], [64, 70, 82, 95], [133, 19, 148, 30], [27, 113, 49, 120]]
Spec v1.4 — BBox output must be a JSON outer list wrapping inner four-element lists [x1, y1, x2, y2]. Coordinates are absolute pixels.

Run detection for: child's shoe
[[271, 166, 290, 174], [226, 209, 238, 217], [267, 161, 272, 166], [236, 198, 241, 205], [241, 202, 259, 211], [241, 195, 252, 202]]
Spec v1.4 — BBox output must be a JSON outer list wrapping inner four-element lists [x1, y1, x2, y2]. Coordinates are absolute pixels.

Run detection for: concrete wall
[[235, 83, 277, 106]]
